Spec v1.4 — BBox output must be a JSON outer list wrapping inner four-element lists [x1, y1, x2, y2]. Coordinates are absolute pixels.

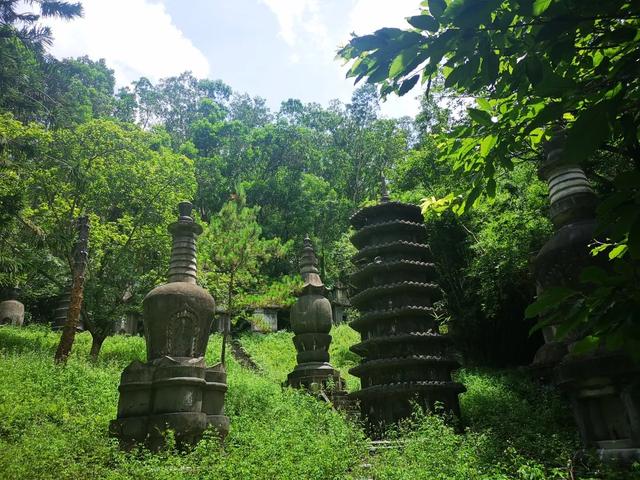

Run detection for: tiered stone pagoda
[[286, 236, 343, 389], [533, 132, 640, 461], [110, 202, 229, 450], [348, 186, 464, 429], [52, 286, 84, 331]]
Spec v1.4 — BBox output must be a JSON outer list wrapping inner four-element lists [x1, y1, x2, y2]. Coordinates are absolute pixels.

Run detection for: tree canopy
[[338, 0, 640, 357], [3, 1, 637, 361]]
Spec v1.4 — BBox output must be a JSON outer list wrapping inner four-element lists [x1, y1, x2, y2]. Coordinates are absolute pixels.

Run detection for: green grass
[[0, 326, 366, 480], [0, 325, 635, 480]]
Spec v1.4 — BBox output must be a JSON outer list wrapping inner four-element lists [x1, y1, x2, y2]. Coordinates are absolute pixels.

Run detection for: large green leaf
[[350, 34, 385, 52], [524, 56, 543, 86], [570, 335, 600, 355], [428, 0, 447, 18], [532, 0, 553, 16], [480, 134, 497, 156], [407, 15, 439, 32], [467, 108, 493, 126], [444, 59, 479, 89], [525, 287, 577, 318], [564, 101, 612, 164], [389, 45, 421, 78], [398, 74, 420, 96]]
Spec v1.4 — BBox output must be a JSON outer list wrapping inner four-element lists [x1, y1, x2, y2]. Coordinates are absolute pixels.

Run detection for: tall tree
[[198, 190, 285, 364], [54, 215, 88, 364], [22, 119, 196, 357], [0, 0, 82, 48]]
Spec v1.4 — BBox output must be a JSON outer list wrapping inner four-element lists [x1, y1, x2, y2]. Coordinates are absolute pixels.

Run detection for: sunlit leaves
[[480, 135, 497, 157], [532, 0, 553, 16]]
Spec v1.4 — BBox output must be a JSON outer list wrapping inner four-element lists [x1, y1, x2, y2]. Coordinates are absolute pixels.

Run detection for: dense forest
[[2, 0, 566, 366], [1, 0, 639, 478]]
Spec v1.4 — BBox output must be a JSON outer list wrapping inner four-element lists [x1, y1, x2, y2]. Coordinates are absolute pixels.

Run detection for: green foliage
[[199, 190, 288, 317], [238, 330, 296, 383], [392, 130, 551, 364], [1, 326, 634, 479], [20, 118, 196, 345], [0, 326, 367, 480], [338, 0, 640, 357], [44, 56, 118, 127], [238, 275, 300, 310], [526, 261, 640, 361], [369, 369, 633, 480]]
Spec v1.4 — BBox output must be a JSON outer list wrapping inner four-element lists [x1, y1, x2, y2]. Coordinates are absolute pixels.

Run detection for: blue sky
[[45, 0, 423, 117]]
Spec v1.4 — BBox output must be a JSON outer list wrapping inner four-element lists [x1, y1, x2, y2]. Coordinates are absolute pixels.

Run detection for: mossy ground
[[0, 325, 636, 479]]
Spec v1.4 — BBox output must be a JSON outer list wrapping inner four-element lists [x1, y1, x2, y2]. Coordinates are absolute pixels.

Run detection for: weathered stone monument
[[251, 306, 279, 332], [329, 279, 350, 324], [0, 287, 24, 326], [52, 286, 84, 331], [348, 187, 464, 429], [533, 132, 640, 461], [286, 236, 343, 389], [110, 201, 229, 449], [115, 311, 141, 335]]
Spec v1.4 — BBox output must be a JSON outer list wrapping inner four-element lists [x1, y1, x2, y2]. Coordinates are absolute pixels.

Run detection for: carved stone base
[[110, 356, 229, 450], [286, 362, 343, 390], [555, 352, 640, 462], [351, 381, 465, 431]]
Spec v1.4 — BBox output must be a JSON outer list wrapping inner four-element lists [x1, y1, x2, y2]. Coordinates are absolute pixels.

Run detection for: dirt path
[[229, 337, 261, 372]]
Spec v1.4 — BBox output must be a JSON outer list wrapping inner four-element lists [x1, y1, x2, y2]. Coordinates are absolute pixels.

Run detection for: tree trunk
[[55, 216, 90, 365], [220, 272, 235, 366], [89, 333, 105, 360]]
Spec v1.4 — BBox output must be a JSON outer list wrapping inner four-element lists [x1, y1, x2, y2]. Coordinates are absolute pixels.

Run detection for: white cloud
[[339, 0, 423, 118], [346, 0, 421, 37], [44, 0, 209, 86], [260, 0, 330, 54], [379, 92, 421, 119]]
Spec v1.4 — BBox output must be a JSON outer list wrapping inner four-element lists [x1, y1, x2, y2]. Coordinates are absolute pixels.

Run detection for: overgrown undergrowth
[[0, 326, 635, 480]]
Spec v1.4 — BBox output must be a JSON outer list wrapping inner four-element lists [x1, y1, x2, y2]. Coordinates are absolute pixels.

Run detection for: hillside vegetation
[[1, 325, 634, 480]]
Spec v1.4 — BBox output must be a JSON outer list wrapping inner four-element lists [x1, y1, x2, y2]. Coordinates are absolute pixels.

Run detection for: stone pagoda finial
[[538, 130, 596, 229], [167, 201, 202, 284], [300, 235, 324, 289]]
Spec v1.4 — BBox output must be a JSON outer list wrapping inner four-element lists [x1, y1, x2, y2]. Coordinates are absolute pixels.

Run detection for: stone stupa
[[533, 131, 640, 461], [110, 201, 229, 450], [286, 236, 343, 390]]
